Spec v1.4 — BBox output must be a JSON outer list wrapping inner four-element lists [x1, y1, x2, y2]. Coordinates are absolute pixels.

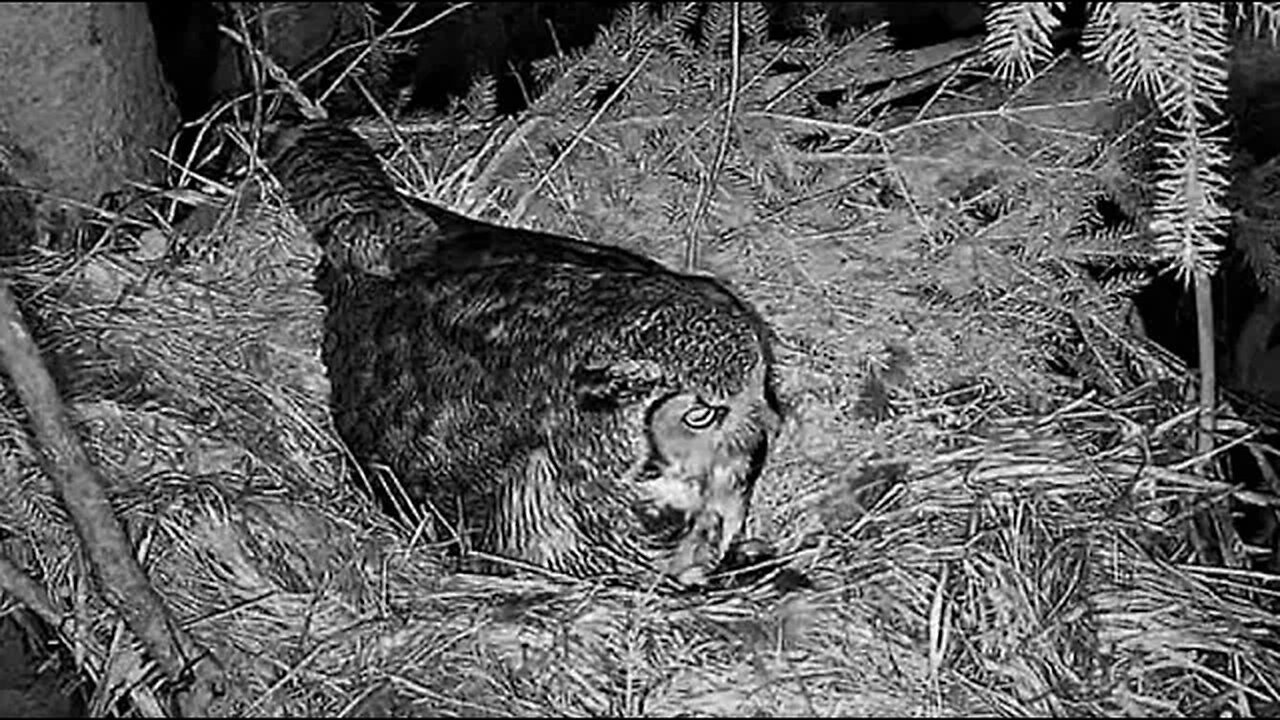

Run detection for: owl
[[267, 122, 781, 585]]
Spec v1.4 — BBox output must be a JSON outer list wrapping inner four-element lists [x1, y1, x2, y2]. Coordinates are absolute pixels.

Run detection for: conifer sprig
[[984, 2, 1062, 82], [984, 2, 1244, 281]]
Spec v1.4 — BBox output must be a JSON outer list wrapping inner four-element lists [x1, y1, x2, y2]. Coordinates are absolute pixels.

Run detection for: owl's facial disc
[[631, 389, 773, 585]]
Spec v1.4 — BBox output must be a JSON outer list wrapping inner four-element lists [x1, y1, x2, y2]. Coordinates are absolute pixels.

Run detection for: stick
[[683, 2, 742, 273], [0, 279, 225, 716]]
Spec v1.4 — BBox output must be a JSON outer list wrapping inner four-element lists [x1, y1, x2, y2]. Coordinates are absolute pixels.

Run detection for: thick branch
[[0, 279, 224, 716]]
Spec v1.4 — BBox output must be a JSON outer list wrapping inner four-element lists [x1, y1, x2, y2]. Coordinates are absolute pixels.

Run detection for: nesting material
[[2, 19, 1278, 717]]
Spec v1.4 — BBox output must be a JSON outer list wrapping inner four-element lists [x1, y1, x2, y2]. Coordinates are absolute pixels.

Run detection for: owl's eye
[[681, 402, 725, 430]]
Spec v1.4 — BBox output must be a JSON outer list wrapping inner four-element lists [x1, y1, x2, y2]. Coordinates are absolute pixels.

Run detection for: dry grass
[[2, 6, 1280, 717]]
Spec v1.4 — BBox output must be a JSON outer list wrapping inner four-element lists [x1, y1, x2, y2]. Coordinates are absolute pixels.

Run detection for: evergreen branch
[[615, 2, 648, 47], [662, 0, 703, 38], [1101, 269, 1153, 297], [740, 2, 771, 46], [983, 2, 1062, 81], [1155, 3, 1229, 124], [1082, 2, 1177, 101], [318, 2, 422, 105], [1150, 127, 1231, 279], [1148, 3, 1230, 280], [703, 3, 728, 52], [460, 73, 498, 121], [798, 10, 831, 48], [1231, 1, 1280, 42]]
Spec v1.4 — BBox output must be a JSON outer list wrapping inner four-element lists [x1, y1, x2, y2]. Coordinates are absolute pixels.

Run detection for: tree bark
[[0, 2, 177, 237], [0, 4, 226, 713]]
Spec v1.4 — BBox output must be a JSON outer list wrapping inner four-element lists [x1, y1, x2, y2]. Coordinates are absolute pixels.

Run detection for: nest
[[3, 12, 1280, 717]]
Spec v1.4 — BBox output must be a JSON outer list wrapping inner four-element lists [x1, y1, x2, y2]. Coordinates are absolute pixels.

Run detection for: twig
[[744, 96, 1108, 144], [0, 280, 225, 716], [317, 2, 420, 105], [595, 113, 682, 129], [298, 3, 473, 87], [742, 111, 885, 139], [762, 22, 888, 112], [235, 4, 267, 160], [515, 131, 590, 238], [656, 41, 795, 169], [146, 149, 236, 197], [909, 55, 980, 125], [510, 47, 656, 223], [440, 120, 509, 208], [350, 117, 485, 137], [353, 76, 432, 193], [1193, 266, 1218, 472], [219, 24, 325, 121], [465, 116, 545, 213], [885, 97, 1109, 136], [683, 3, 742, 273]]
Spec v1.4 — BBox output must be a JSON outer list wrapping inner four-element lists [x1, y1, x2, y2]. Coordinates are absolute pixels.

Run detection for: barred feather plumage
[[265, 121, 782, 586]]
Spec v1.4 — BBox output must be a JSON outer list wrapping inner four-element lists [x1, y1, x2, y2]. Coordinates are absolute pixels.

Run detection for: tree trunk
[[0, 1, 177, 248]]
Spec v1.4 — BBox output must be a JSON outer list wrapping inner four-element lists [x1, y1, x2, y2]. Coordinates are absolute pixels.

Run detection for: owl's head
[[574, 345, 781, 585], [635, 386, 778, 584]]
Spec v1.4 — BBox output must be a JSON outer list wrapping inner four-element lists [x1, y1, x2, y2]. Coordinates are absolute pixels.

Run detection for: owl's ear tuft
[[572, 359, 667, 412]]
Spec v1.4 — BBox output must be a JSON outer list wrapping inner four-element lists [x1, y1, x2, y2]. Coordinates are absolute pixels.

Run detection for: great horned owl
[[266, 122, 781, 585]]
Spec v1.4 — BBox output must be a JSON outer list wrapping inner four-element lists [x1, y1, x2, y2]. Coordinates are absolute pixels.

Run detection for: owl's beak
[[667, 504, 737, 587]]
